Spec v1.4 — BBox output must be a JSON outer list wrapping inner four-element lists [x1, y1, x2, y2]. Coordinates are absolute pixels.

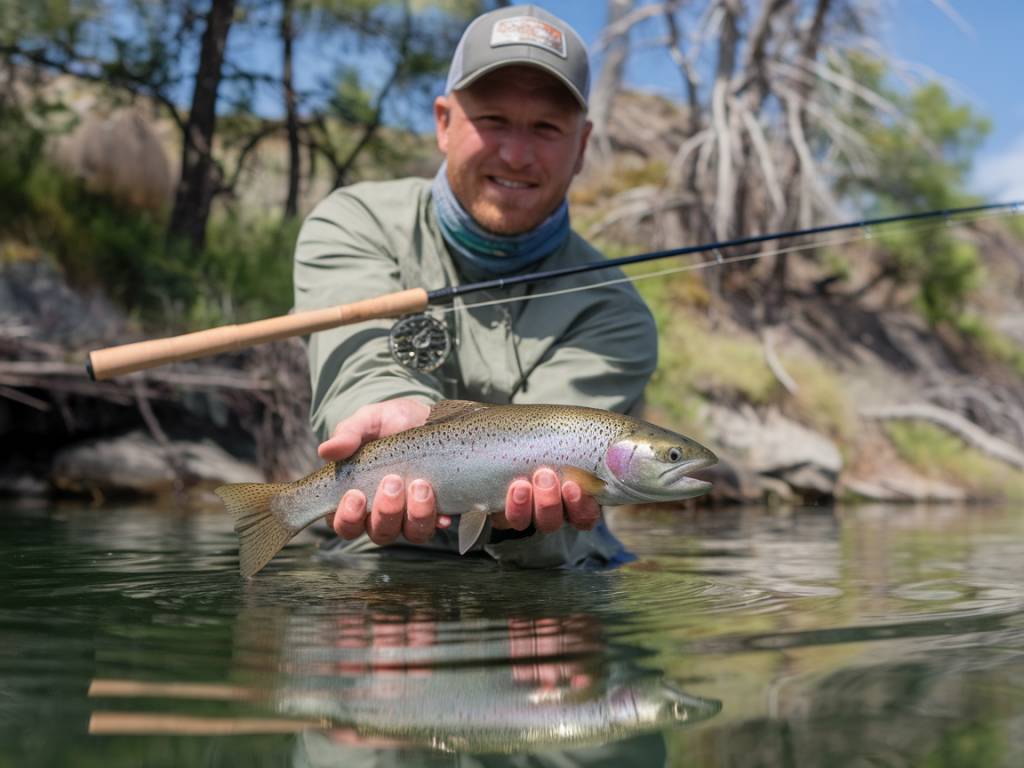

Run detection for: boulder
[[704, 404, 843, 499], [52, 108, 173, 211], [51, 430, 262, 498]]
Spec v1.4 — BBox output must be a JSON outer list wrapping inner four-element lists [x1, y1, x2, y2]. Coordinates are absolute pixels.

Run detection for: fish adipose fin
[[458, 505, 490, 555], [425, 399, 492, 425], [215, 482, 293, 577]]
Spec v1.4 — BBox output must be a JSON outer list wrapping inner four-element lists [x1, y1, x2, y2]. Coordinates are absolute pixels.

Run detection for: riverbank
[[4, 250, 1023, 507]]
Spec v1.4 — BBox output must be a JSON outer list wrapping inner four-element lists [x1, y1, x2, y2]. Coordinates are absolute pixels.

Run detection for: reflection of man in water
[[293, 4, 657, 569]]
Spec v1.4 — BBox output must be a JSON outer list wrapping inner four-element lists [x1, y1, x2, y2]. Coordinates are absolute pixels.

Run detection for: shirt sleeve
[[512, 280, 658, 415], [293, 190, 443, 441]]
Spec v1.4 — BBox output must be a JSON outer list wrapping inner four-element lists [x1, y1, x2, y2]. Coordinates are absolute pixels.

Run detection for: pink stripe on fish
[[605, 442, 636, 480]]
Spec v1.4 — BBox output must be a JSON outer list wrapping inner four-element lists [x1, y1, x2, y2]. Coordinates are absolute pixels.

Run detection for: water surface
[[2, 501, 1024, 766]]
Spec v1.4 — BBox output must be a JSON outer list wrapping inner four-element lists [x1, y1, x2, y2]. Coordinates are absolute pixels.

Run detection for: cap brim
[[450, 60, 588, 111]]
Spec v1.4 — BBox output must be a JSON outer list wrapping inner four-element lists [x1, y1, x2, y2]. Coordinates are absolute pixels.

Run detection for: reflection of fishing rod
[[86, 200, 1022, 380]]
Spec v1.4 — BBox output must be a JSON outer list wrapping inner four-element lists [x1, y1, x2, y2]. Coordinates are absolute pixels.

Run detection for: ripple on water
[[4, 503, 1024, 764]]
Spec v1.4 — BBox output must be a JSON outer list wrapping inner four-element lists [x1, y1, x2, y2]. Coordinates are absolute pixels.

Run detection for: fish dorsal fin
[[425, 399, 492, 425]]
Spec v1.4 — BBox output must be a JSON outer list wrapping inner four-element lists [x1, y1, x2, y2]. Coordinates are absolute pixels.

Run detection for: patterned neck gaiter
[[431, 160, 570, 280]]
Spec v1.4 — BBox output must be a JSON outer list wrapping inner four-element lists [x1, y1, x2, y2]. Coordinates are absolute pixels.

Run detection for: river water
[[2, 500, 1023, 766]]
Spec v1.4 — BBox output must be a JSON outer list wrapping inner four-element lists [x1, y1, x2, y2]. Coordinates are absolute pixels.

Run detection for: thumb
[[318, 412, 382, 461]]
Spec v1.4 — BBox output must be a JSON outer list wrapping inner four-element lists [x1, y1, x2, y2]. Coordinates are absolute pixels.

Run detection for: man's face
[[434, 65, 592, 236]]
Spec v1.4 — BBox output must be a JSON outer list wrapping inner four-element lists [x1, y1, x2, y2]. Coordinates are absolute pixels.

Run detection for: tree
[[298, 0, 495, 190], [587, 0, 990, 321], [836, 61, 991, 324], [168, 0, 237, 251], [281, 0, 300, 218], [590, 0, 635, 164]]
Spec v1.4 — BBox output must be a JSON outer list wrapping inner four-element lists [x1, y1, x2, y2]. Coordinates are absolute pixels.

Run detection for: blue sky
[[231, 2, 1023, 201], [538, 0, 1024, 201]]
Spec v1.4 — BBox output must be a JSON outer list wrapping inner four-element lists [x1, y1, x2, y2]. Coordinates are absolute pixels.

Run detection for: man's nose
[[498, 128, 535, 169]]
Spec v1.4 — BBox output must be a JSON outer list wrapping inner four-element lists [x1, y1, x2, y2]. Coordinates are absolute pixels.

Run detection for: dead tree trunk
[[590, 0, 635, 164]]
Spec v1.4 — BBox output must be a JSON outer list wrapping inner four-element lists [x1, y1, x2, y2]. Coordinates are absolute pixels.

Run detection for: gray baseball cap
[[445, 5, 590, 110]]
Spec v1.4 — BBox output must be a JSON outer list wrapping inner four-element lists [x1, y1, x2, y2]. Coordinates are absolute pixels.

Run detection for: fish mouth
[[613, 455, 717, 503]]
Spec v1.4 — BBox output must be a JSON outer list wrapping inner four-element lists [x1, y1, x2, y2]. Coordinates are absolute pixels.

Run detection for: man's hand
[[319, 398, 602, 546]]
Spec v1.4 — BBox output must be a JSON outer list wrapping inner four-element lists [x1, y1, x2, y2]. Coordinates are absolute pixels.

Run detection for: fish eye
[[667, 447, 683, 463]]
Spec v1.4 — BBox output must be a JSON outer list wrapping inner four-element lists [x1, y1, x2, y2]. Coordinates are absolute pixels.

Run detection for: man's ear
[[573, 119, 593, 176], [434, 96, 451, 154]]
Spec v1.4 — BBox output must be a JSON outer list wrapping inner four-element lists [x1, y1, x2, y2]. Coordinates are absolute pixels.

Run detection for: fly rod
[[85, 200, 1022, 381]]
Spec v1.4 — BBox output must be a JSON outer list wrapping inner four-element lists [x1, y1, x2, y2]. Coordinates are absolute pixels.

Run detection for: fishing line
[[436, 206, 1014, 317]]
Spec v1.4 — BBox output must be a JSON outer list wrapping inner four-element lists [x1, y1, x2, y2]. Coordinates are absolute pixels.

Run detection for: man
[[293, 4, 657, 568]]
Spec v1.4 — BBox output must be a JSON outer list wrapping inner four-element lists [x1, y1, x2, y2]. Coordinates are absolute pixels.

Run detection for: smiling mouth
[[488, 176, 536, 190]]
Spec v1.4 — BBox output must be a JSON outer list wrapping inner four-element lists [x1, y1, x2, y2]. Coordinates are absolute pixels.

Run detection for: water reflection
[[87, 550, 720, 762], [5, 502, 1024, 765]]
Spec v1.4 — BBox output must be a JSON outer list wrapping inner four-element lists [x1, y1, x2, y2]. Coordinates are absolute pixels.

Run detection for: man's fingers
[[501, 479, 533, 531], [335, 490, 368, 540], [403, 479, 437, 544], [318, 407, 382, 461], [532, 468, 563, 534], [369, 475, 405, 545], [318, 433, 360, 461], [562, 480, 600, 531]]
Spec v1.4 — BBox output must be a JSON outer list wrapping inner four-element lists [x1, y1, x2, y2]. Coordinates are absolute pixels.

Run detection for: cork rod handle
[[86, 288, 430, 380]]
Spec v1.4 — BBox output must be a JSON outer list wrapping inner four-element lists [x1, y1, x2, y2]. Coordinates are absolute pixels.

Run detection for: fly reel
[[388, 313, 452, 372]]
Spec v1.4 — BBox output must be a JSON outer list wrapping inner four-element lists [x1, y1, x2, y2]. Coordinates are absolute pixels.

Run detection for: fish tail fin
[[215, 482, 294, 577]]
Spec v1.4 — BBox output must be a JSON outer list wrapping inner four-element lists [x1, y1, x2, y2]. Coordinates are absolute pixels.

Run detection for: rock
[[0, 257, 128, 347], [177, 440, 264, 486], [704, 404, 843, 498], [841, 475, 966, 503], [699, 451, 765, 504], [51, 430, 261, 498], [52, 108, 174, 211]]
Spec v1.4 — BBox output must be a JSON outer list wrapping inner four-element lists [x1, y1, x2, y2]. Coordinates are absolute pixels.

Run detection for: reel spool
[[388, 313, 452, 372]]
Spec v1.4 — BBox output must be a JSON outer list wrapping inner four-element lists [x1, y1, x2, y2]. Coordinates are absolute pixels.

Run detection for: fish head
[[610, 679, 723, 726], [603, 424, 717, 503]]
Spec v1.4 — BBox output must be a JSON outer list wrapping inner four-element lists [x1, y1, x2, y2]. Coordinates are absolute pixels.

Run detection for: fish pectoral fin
[[458, 505, 490, 555], [425, 399, 492, 425], [561, 467, 607, 497]]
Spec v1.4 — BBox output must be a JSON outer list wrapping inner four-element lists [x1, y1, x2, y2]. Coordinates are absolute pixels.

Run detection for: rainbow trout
[[216, 400, 717, 576]]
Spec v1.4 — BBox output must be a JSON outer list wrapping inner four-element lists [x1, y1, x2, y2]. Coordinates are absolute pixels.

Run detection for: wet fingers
[[403, 479, 436, 544], [532, 469, 563, 534], [562, 481, 600, 531], [335, 490, 368, 540], [369, 475, 405, 545], [501, 479, 533, 531]]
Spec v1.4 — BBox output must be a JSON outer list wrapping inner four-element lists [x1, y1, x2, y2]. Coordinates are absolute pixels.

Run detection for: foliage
[[0, 110, 294, 327], [955, 314, 1024, 379], [839, 58, 992, 326], [635, 274, 853, 441], [885, 421, 1024, 501], [191, 213, 299, 328]]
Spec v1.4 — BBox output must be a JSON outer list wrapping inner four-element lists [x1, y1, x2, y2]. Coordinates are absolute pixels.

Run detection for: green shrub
[[885, 421, 1024, 500], [1, 145, 297, 329]]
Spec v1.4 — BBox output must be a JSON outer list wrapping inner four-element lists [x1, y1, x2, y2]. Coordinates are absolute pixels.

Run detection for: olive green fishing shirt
[[293, 177, 657, 567]]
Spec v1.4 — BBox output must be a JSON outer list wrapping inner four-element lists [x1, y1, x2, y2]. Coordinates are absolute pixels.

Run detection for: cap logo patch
[[490, 17, 567, 58]]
